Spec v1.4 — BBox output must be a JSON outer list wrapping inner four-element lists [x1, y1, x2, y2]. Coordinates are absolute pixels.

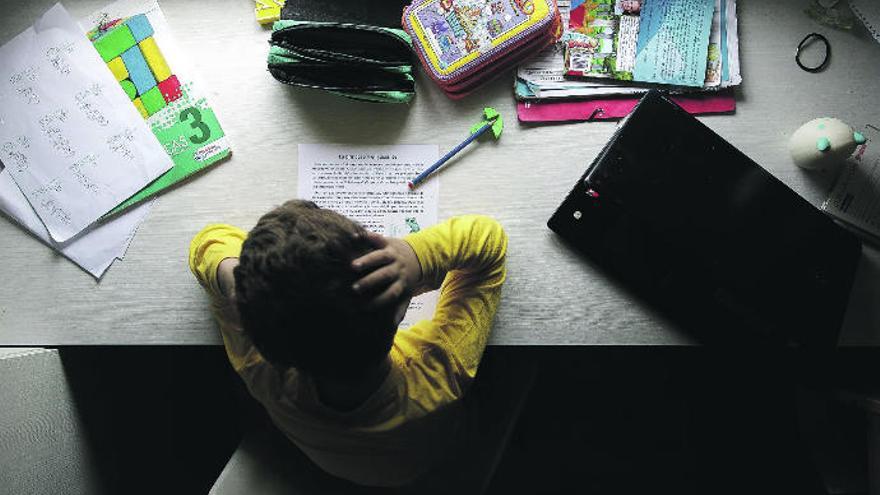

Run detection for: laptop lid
[[548, 91, 862, 348]]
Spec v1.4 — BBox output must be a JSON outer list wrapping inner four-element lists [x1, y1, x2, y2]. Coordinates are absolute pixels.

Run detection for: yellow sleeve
[[188, 224, 247, 299], [403, 215, 508, 380], [189, 224, 271, 381]]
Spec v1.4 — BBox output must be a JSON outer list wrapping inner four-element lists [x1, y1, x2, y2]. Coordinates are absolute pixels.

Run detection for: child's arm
[[402, 215, 508, 379], [189, 225, 267, 375], [189, 224, 246, 300], [348, 215, 506, 391]]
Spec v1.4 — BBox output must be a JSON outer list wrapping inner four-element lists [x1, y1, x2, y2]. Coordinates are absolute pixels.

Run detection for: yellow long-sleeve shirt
[[189, 215, 507, 486]]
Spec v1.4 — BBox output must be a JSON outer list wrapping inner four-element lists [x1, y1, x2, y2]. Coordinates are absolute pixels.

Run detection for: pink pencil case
[[402, 0, 561, 99]]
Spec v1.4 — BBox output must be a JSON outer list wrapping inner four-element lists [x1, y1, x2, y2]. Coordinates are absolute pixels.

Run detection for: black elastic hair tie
[[796, 33, 830, 73]]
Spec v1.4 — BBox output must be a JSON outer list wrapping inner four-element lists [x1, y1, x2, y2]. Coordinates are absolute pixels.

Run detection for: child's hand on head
[[351, 231, 422, 311]]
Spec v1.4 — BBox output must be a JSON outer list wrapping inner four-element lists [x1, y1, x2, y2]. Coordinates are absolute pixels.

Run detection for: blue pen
[[408, 107, 504, 189]]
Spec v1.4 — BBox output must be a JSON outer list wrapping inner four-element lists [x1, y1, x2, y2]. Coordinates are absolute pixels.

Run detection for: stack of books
[[0, 1, 230, 278], [516, 0, 740, 122]]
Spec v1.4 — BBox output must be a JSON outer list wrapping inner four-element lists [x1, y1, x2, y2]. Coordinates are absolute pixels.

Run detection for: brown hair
[[234, 200, 396, 378]]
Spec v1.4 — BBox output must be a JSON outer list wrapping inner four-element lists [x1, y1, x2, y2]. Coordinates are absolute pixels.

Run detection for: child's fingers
[[351, 248, 395, 272], [352, 263, 400, 294], [362, 231, 387, 248], [364, 280, 406, 310]]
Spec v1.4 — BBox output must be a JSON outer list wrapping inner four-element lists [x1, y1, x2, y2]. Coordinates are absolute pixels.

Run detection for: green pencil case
[[271, 21, 413, 65], [268, 18, 416, 103]]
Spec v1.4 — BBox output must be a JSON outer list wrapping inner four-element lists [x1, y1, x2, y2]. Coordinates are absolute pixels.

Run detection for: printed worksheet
[[823, 127, 880, 242], [298, 144, 440, 328], [0, 4, 171, 242]]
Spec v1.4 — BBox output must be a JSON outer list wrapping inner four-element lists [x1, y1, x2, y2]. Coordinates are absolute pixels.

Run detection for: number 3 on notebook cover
[[180, 107, 210, 144]]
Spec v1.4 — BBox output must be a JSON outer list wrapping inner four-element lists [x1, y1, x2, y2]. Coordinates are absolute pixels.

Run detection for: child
[[189, 200, 507, 487]]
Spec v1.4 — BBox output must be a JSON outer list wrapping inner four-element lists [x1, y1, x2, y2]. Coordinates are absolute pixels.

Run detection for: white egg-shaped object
[[788, 117, 865, 170]]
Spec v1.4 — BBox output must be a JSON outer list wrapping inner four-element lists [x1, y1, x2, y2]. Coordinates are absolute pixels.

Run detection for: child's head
[[234, 200, 398, 378]]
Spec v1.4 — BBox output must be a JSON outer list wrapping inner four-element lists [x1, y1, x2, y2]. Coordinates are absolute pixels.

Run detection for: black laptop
[[548, 91, 862, 348]]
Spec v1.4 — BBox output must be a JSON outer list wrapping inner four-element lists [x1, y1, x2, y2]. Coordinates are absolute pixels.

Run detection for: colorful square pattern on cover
[[89, 14, 182, 118]]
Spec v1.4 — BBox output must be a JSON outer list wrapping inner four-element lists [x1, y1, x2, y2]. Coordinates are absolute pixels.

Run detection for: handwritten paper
[[0, 168, 152, 278], [298, 144, 440, 328], [632, 0, 715, 87], [0, 4, 172, 242]]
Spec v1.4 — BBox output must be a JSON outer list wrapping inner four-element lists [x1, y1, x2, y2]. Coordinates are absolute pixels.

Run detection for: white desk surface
[[1, 0, 878, 345]]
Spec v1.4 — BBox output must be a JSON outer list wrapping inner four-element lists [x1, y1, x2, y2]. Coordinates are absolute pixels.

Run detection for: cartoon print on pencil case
[[32, 178, 72, 226], [1, 137, 31, 174], [39, 109, 75, 157], [513, 0, 536, 15], [107, 128, 135, 160], [429, 17, 451, 37], [9, 67, 40, 104], [69, 154, 101, 195], [46, 42, 75, 75], [76, 83, 109, 127], [427, 0, 530, 60]]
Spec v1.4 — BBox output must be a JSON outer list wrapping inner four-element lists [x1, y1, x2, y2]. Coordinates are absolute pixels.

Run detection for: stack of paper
[[0, 1, 230, 279], [516, 0, 741, 122], [0, 4, 171, 278]]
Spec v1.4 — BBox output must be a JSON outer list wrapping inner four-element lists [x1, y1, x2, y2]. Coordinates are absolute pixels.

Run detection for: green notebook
[[84, 0, 231, 217]]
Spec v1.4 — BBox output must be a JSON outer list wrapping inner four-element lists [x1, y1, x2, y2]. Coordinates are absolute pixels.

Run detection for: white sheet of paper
[[823, 127, 880, 242], [616, 15, 640, 74], [298, 144, 440, 328], [0, 168, 152, 278], [0, 3, 171, 242], [723, 0, 742, 87]]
